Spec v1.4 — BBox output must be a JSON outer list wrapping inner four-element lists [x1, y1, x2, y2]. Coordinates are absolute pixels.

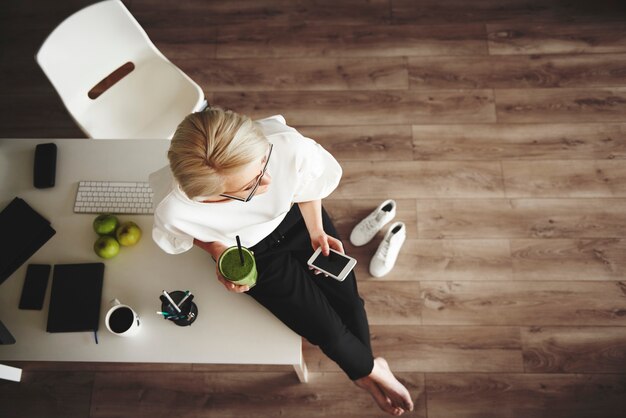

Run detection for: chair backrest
[[36, 0, 204, 139]]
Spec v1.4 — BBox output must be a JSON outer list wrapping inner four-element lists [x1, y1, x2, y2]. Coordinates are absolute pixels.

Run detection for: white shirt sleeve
[[292, 137, 342, 203], [149, 166, 194, 254], [152, 215, 194, 255]]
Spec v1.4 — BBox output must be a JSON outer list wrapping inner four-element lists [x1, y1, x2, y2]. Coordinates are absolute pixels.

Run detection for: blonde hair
[[168, 107, 269, 199]]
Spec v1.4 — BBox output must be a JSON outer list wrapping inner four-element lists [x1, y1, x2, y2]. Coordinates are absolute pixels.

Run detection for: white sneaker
[[349, 200, 397, 247], [369, 222, 406, 278]]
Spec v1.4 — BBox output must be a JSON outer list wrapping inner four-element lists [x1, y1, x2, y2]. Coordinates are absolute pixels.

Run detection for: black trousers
[[248, 205, 374, 380]]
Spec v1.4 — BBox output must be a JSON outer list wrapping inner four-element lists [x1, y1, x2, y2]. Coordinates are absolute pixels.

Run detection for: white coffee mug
[[105, 299, 141, 337]]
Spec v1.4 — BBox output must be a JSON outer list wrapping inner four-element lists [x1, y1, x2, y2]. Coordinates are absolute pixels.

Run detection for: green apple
[[93, 214, 119, 236], [116, 221, 142, 246], [94, 235, 120, 259]]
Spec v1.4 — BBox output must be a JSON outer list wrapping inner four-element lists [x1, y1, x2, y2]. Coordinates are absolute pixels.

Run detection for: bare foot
[[354, 375, 405, 416], [370, 358, 414, 412]]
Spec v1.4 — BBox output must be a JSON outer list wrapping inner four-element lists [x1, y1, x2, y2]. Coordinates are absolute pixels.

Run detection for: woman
[[150, 107, 414, 416]]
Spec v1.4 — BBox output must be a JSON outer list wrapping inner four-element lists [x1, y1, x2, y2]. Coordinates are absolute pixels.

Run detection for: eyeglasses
[[219, 143, 273, 202]]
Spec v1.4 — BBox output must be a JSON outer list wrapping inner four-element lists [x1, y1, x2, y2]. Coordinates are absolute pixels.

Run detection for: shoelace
[[377, 238, 391, 265], [362, 211, 387, 232]]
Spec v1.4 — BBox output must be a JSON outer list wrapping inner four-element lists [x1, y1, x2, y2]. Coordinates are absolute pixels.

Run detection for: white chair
[[36, 0, 205, 139]]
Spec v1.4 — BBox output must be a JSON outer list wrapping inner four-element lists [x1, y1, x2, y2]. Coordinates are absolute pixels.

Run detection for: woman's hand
[[216, 267, 251, 293], [310, 229, 345, 255], [309, 229, 344, 276], [299, 200, 344, 276]]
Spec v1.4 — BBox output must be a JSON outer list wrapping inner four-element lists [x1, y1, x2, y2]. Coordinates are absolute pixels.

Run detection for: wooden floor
[[2, 0, 626, 417]]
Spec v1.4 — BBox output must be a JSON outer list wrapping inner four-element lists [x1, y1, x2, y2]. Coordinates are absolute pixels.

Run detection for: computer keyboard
[[74, 181, 154, 214]]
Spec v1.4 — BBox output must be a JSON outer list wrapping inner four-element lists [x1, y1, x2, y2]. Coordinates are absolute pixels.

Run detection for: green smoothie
[[218, 246, 257, 287]]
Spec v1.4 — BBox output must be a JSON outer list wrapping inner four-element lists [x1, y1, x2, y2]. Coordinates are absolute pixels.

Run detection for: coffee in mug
[[105, 299, 141, 336]]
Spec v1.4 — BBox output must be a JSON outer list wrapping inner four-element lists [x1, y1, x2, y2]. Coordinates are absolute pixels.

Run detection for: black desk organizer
[[159, 290, 198, 327]]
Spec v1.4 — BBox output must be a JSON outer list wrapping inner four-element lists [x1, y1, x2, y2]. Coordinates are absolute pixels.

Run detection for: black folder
[[0, 319, 16, 345], [46, 263, 104, 333], [0, 197, 56, 285]]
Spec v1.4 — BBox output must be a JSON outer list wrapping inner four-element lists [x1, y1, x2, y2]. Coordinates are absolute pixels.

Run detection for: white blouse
[[149, 115, 342, 254]]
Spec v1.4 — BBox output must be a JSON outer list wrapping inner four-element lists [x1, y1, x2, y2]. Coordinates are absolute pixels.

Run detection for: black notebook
[[0, 197, 56, 285], [46, 263, 105, 333]]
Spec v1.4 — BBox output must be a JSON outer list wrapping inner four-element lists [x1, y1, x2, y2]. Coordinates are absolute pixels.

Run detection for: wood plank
[[487, 22, 626, 55], [215, 90, 496, 126], [332, 161, 504, 199], [90, 371, 427, 418], [296, 125, 414, 161], [503, 160, 626, 198], [409, 53, 626, 89], [420, 281, 626, 326], [0, 30, 50, 63], [346, 238, 512, 281], [216, 23, 488, 58], [0, 0, 98, 33], [0, 61, 58, 95], [417, 198, 626, 239], [0, 371, 94, 418], [358, 281, 422, 325], [392, 0, 626, 25], [1, 0, 101, 14], [0, 94, 85, 138], [394, 239, 511, 281], [426, 373, 626, 418], [393, 0, 551, 24], [176, 57, 409, 92], [145, 27, 217, 60], [522, 326, 626, 373], [412, 123, 626, 161], [131, 0, 392, 26], [496, 87, 626, 123], [372, 326, 524, 373], [511, 239, 626, 281], [304, 325, 523, 372]]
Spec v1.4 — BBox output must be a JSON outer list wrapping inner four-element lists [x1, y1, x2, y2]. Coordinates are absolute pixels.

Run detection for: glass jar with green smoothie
[[218, 246, 257, 288]]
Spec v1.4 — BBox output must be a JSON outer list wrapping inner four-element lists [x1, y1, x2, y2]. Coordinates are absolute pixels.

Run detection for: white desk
[[0, 139, 306, 382]]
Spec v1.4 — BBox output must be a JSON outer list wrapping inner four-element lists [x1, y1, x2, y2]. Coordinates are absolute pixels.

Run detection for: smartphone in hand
[[307, 247, 357, 281]]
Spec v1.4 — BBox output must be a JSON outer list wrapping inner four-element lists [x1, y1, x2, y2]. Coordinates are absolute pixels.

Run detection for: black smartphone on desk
[[34, 143, 57, 188], [19, 264, 51, 310]]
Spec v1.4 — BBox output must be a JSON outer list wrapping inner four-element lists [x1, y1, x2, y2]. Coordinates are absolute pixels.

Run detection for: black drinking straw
[[236, 235, 244, 266]]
